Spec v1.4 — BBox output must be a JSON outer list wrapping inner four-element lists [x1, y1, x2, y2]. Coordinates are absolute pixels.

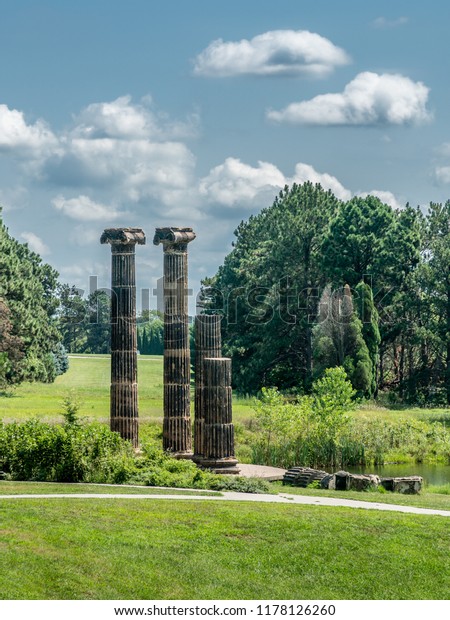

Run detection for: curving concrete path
[[1, 491, 450, 517]]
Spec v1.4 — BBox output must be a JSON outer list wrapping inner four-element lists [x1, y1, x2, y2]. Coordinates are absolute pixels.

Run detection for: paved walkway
[[1, 491, 450, 517]]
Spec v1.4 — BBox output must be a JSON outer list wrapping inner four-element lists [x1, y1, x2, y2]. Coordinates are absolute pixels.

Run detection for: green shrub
[[0, 419, 134, 483], [247, 367, 450, 470]]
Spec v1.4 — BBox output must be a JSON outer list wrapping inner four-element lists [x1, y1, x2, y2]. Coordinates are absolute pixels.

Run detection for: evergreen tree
[[204, 182, 341, 393], [50, 342, 69, 376], [0, 211, 61, 384], [354, 281, 380, 396], [136, 311, 164, 355], [0, 298, 24, 389], [56, 284, 88, 353], [313, 284, 372, 397], [422, 201, 450, 404]]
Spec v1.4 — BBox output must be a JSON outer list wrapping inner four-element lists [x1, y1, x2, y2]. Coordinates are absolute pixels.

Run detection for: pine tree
[[0, 211, 61, 384], [355, 281, 380, 396], [313, 284, 372, 397]]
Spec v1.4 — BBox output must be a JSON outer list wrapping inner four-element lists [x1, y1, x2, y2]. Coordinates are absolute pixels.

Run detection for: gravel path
[[1, 491, 449, 517]]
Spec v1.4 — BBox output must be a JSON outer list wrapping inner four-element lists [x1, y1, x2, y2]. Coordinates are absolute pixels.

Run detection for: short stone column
[[153, 227, 196, 456], [198, 357, 239, 474], [193, 315, 222, 460], [100, 227, 146, 447]]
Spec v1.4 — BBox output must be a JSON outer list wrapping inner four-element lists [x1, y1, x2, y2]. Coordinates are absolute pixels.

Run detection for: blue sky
[[1, 0, 450, 309]]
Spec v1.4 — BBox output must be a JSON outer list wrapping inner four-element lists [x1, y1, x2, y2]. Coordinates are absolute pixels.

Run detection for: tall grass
[[244, 369, 450, 470]]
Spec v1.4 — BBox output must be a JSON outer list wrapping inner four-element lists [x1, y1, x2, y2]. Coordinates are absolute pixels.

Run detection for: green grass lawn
[[0, 498, 449, 599], [272, 482, 450, 511], [354, 401, 450, 424], [0, 354, 255, 423], [1, 479, 450, 511], [2, 354, 448, 425], [0, 481, 220, 496]]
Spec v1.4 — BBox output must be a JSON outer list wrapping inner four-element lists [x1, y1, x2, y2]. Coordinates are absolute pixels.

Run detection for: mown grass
[[0, 498, 449, 600], [0, 355, 255, 423], [2, 479, 450, 511], [0, 481, 220, 496], [354, 401, 450, 424], [272, 482, 450, 511], [2, 355, 450, 474], [2, 355, 448, 425]]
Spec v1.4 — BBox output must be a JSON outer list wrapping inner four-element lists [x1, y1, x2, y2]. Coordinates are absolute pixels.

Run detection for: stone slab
[[236, 464, 287, 481]]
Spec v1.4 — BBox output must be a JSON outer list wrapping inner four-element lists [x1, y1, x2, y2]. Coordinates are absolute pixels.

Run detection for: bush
[[0, 419, 135, 483], [248, 366, 450, 469], [0, 417, 270, 493], [251, 367, 356, 469]]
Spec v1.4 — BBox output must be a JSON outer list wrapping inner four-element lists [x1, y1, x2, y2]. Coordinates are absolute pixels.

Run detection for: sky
[[1, 0, 450, 312]]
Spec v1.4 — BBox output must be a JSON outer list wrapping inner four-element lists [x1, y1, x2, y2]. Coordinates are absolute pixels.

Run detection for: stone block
[[392, 476, 423, 494], [283, 467, 329, 487]]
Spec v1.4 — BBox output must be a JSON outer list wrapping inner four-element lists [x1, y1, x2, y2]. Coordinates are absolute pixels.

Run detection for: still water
[[347, 463, 450, 486]]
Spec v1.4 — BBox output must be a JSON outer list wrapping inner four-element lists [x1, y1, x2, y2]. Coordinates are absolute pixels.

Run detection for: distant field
[[1, 354, 449, 426], [0, 354, 255, 423]]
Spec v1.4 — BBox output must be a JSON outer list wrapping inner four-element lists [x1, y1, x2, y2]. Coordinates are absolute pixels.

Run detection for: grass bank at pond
[[0, 498, 449, 599]]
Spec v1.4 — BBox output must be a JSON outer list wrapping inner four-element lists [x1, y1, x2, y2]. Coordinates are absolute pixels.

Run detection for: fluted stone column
[[198, 357, 240, 474], [100, 228, 145, 447], [153, 227, 196, 456], [193, 315, 222, 460]]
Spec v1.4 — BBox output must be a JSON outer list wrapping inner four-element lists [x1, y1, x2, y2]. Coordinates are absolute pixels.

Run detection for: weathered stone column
[[199, 357, 240, 474], [193, 315, 222, 460], [153, 227, 196, 456], [100, 228, 145, 448]]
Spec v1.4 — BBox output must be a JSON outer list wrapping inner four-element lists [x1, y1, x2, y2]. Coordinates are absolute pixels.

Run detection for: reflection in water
[[347, 464, 450, 486]]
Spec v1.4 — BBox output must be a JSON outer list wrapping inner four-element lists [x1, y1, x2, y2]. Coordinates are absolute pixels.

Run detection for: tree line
[[203, 182, 450, 405], [2, 183, 449, 406], [57, 286, 164, 356]]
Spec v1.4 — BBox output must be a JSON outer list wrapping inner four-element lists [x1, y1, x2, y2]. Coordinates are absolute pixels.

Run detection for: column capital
[[153, 227, 196, 251], [100, 228, 146, 246]]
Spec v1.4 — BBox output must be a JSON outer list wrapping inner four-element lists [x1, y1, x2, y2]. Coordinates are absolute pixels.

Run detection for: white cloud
[[199, 158, 351, 205], [68, 225, 103, 246], [193, 30, 350, 78], [267, 72, 431, 126], [0, 186, 28, 212], [289, 163, 351, 200], [20, 231, 50, 255], [46, 138, 195, 202], [0, 96, 198, 209], [36, 96, 198, 206], [52, 194, 128, 221], [58, 260, 110, 292], [356, 190, 403, 210], [435, 142, 450, 157], [372, 16, 408, 29], [435, 166, 450, 184], [72, 95, 199, 140], [199, 157, 401, 210], [199, 158, 285, 206], [0, 104, 57, 156]]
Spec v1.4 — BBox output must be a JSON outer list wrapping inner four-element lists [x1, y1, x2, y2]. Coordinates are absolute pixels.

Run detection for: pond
[[347, 463, 450, 486]]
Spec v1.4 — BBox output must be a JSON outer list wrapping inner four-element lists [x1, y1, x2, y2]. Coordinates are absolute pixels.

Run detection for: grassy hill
[[2, 354, 449, 426], [0, 354, 258, 423]]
